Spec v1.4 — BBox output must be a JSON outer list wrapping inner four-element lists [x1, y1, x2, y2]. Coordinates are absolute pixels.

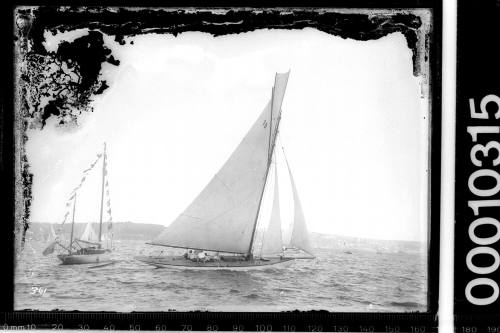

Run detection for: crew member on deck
[[197, 251, 206, 263]]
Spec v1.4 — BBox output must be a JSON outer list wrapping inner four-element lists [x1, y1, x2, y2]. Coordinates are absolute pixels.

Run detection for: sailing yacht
[[42, 143, 114, 265], [135, 71, 314, 270]]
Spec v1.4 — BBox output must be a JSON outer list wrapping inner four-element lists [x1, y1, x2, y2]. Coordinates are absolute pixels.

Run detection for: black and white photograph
[[11, 6, 440, 317]]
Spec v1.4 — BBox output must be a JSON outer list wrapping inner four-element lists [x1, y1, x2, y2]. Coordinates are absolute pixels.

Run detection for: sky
[[26, 27, 430, 242]]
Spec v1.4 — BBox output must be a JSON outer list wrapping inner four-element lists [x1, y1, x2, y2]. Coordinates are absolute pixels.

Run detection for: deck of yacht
[[134, 255, 295, 270]]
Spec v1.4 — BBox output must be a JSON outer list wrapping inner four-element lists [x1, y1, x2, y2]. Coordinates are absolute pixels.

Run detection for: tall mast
[[268, 86, 274, 161], [69, 194, 77, 254], [98, 142, 106, 244], [247, 75, 281, 256]]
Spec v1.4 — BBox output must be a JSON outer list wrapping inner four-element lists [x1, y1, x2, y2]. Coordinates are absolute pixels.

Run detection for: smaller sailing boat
[[135, 71, 315, 270], [42, 143, 114, 265]]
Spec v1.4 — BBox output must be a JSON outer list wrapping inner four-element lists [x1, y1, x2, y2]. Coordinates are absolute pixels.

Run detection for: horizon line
[[29, 220, 426, 243]]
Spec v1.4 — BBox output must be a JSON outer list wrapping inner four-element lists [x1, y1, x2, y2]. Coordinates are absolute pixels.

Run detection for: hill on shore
[[26, 222, 425, 254], [27, 222, 164, 242]]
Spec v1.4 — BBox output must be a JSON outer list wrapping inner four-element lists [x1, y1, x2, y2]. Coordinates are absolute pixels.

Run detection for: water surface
[[15, 240, 427, 312]]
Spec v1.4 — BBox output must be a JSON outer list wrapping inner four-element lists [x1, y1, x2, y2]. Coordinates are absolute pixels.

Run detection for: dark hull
[[134, 255, 295, 270], [57, 250, 112, 265]]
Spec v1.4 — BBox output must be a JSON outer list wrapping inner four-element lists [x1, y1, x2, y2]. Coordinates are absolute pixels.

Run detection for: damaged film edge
[[5, 3, 441, 331], [455, 0, 500, 329]]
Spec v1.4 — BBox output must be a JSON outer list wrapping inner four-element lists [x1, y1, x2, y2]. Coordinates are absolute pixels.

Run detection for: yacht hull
[[134, 255, 295, 271], [57, 251, 112, 265]]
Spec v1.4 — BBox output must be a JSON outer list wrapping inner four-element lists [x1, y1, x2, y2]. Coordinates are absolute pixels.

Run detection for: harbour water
[[15, 239, 427, 312]]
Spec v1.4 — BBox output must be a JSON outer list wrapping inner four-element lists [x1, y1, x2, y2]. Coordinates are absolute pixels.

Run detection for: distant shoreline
[[26, 221, 426, 253]]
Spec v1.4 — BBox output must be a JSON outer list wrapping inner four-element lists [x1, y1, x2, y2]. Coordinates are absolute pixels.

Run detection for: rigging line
[[257, 162, 270, 258], [268, 86, 274, 164], [98, 142, 107, 244], [214, 174, 237, 207], [179, 214, 203, 220], [279, 138, 293, 174], [278, 136, 296, 245]]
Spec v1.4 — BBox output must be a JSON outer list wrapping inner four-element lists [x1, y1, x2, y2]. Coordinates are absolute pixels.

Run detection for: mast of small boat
[[247, 76, 280, 257], [68, 193, 77, 254], [97, 142, 106, 246]]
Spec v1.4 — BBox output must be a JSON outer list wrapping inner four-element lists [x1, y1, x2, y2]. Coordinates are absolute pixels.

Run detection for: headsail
[[151, 72, 290, 254], [50, 223, 57, 239], [261, 163, 283, 256], [283, 149, 314, 257], [80, 223, 98, 242]]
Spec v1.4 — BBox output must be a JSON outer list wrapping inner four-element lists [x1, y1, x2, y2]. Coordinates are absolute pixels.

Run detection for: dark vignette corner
[[7, 0, 442, 325], [426, 0, 442, 317], [1, 2, 15, 312]]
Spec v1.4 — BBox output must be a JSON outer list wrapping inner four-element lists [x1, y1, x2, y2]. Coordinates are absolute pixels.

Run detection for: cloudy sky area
[[27, 27, 430, 242]]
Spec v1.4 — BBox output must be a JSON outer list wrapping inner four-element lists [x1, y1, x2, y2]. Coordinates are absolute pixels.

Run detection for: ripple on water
[[15, 240, 428, 312]]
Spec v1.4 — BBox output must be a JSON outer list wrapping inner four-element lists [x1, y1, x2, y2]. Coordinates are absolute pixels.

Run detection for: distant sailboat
[[135, 72, 315, 270], [42, 143, 114, 265]]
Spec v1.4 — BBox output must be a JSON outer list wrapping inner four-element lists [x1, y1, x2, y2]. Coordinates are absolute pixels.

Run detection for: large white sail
[[261, 164, 283, 256], [152, 72, 290, 254], [269, 73, 289, 158], [284, 152, 314, 257]]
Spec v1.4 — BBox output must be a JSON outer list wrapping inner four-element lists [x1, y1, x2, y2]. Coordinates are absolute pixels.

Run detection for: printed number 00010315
[[465, 94, 500, 306]]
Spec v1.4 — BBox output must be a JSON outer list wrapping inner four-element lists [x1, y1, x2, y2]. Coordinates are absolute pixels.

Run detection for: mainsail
[[151, 72, 290, 254], [269, 73, 289, 159], [261, 164, 283, 256]]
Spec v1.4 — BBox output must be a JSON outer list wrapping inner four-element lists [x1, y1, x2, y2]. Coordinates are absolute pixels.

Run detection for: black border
[[455, 0, 500, 329], [1, 1, 442, 330], [1, 0, 16, 315]]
